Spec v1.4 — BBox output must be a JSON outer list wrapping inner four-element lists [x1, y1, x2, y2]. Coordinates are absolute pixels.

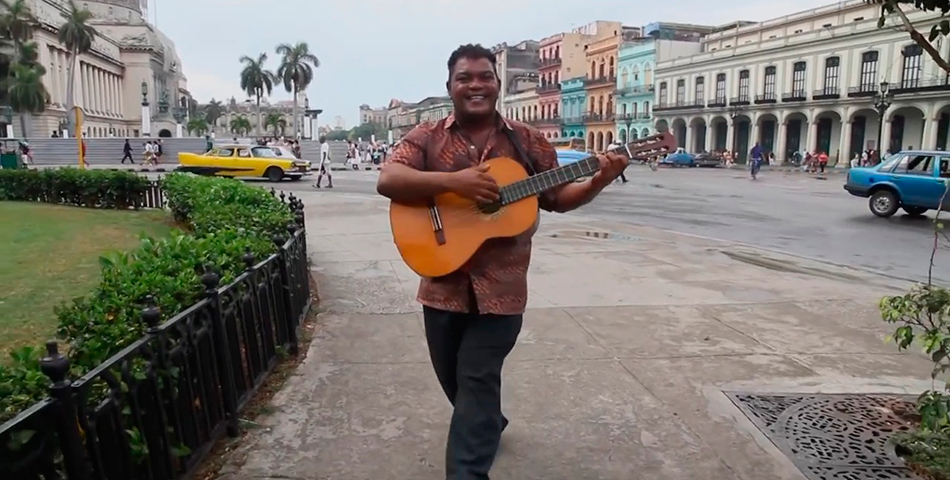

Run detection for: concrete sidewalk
[[218, 191, 932, 480]]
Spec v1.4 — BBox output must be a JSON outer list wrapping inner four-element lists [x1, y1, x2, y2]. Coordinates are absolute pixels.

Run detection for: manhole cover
[[726, 393, 920, 480]]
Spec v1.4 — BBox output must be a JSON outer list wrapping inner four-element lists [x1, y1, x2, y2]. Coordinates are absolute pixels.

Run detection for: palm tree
[[263, 111, 286, 136], [0, 0, 36, 62], [204, 98, 223, 132], [229, 115, 251, 136], [238, 53, 276, 137], [276, 42, 319, 138], [7, 63, 48, 137], [186, 117, 208, 136], [58, 0, 96, 137]]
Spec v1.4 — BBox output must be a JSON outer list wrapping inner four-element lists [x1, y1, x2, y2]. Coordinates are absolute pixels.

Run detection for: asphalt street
[[264, 166, 950, 284]]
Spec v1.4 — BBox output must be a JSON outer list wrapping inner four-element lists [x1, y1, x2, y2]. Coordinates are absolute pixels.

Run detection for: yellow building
[[583, 25, 641, 151]]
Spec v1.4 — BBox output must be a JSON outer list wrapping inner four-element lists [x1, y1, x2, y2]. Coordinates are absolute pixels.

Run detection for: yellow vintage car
[[177, 144, 312, 182]]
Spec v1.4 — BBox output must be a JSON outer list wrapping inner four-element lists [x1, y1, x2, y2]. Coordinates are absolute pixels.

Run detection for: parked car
[[693, 152, 723, 167], [556, 149, 588, 166], [844, 150, 950, 217], [659, 148, 696, 167], [177, 144, 312, 182]]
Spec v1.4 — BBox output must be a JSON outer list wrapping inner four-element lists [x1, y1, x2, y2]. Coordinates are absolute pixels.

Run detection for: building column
[[750, 120, 760, 148], [684, 123, 693, 153], [92, 68, 100, 113], [704, 121, 714, 152], [80, 64, 87, 109], [726, 120, 735, 153], [881, 116, 893, 153], [837, 120, 852, 168], [807, 120, 819, 152], [777, 122, 788, 164]]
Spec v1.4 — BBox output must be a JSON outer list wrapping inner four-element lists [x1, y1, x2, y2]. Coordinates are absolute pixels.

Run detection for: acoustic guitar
[[389, 132, 678, 278]]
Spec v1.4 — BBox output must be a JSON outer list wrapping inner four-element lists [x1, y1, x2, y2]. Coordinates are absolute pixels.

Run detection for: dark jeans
[[423, 306, 523, 480]]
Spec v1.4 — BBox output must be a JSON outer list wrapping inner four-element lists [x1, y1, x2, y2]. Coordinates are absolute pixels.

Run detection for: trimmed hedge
[[0, 168, 153, 208], [0, 171, 295, 422]]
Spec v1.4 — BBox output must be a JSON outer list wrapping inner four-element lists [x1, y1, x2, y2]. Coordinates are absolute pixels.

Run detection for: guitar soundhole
[[477, 202, 502, 215]]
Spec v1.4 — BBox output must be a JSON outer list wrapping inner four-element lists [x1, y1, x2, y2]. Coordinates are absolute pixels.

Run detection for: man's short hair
[[447, 44, 497, 81], [319, 135, 327, 143]]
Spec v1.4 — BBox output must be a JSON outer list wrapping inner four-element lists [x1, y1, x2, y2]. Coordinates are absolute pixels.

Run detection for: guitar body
[[389, 156, 539, 278]]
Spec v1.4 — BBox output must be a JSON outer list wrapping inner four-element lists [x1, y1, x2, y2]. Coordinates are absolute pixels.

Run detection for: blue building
[[560, 77, 587, 142], [616, 38, 656, 143], [616, 22, 713, 145]]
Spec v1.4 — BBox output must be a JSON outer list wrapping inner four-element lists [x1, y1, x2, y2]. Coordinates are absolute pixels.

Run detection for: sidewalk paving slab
[[217, 191, 933, 480]]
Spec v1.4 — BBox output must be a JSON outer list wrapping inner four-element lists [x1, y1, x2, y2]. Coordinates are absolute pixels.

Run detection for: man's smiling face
[[447, 57, 499, 118]]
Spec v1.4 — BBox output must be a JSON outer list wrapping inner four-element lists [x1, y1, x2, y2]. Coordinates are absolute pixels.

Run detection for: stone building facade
[[16, 0, 191, 138]]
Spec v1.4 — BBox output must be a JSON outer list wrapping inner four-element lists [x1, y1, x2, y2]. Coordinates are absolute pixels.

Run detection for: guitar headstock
[[608, 132, 678, 160]]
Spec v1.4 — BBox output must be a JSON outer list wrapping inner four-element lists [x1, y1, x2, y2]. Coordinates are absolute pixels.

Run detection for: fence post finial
[[201, 265, 220, 295], [41, 341, 92, 479], [142, 295, 161, 333], [242, 248, 255, 270]]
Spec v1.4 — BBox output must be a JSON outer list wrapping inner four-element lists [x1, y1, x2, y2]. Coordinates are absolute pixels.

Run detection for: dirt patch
[[193, 276, 322, 480]]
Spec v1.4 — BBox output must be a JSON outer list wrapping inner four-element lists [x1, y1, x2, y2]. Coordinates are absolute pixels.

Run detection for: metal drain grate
[[726, 393, 921, 480]]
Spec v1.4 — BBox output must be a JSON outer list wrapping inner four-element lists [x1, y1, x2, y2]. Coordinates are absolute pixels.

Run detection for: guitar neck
[[500, 156, 600, 205]]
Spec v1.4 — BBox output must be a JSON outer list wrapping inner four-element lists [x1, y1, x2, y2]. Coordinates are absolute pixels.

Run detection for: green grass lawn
[[0, 202, 175, 360]]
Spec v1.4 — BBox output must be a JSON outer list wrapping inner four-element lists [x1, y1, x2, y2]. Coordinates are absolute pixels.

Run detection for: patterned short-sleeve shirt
[[384, 113, 562, 315]]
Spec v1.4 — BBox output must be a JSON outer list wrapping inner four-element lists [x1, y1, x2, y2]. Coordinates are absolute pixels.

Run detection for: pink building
[[535, 34, 564, 139]]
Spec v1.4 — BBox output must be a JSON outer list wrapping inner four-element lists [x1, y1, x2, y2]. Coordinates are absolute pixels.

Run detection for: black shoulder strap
[[503, 127, 537, 175]]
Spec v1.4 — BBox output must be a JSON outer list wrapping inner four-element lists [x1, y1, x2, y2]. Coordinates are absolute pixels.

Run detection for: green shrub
[[0, 172, 297, 422], [0, 168, 153, 208]]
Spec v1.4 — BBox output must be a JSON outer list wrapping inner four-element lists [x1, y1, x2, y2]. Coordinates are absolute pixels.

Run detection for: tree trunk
[[65, 51, 78, 137], [292, 84, 298, 139], [18, 113, 26, 140], [256, 93, 262, 137]]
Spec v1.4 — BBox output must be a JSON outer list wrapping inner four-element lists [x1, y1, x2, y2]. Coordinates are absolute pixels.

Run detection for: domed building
[[16, 0, 192, 138]]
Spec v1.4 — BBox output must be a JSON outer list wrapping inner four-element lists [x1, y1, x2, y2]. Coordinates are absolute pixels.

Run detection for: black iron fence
[[0, 189, 311, 480]]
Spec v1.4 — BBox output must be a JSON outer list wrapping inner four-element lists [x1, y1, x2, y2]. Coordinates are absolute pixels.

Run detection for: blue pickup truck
[[844, 150, 950, 217]]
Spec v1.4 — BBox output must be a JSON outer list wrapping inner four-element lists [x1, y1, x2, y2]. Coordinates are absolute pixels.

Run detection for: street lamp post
[[624, 117, 632, 144], [729, 104, 741, 156], [873, 81, 894, 157], [173, 107, 186, 138], [140, 81, 151, 137]]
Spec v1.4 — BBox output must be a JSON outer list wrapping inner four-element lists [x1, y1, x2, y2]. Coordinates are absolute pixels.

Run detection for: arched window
[[608, 57, 615, 77]]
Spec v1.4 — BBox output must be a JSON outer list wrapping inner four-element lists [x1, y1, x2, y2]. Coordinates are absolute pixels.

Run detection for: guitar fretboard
[[500, 157, 600, 205]]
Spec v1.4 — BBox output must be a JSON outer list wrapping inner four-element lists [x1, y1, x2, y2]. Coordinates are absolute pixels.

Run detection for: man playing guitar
[[377, 44, 628, 479]]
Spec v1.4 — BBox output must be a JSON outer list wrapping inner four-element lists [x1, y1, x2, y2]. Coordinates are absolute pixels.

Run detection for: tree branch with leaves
[[867, 0, 950, 74]]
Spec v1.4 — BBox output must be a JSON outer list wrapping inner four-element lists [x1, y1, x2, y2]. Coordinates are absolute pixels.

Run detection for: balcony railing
[[585, 75, 617, 87], [616, 113, 635, 121], [615, 83, 655, 95], [781, 91, 807, 102], [848, 78, 950, 97], [754, 93, 777, 104], [540, 57, 562, 68], [707, 98, 727, 108], [813, 87, 840, 100], [562, 116, 585, 125], [729, 95, 750, 105], [692, 99, 705, 107], [536, 83, 561, 94], [636, 112, 651, 120], [583, 112, 615, 123], [530, 116, 563, 126]]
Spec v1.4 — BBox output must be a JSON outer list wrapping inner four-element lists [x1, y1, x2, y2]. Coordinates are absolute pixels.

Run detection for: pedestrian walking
[[314, 135, 333, 189], [80, 139, 89, 168], [121, 139, 134, 164], [155, 139, 164, 164]]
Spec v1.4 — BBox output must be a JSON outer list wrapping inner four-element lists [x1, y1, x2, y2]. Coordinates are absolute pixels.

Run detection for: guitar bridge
[[428, 203, 446, 246]]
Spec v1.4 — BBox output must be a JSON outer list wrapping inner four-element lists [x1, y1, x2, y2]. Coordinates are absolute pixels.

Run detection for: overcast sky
[[150, 0, 846, 128]]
